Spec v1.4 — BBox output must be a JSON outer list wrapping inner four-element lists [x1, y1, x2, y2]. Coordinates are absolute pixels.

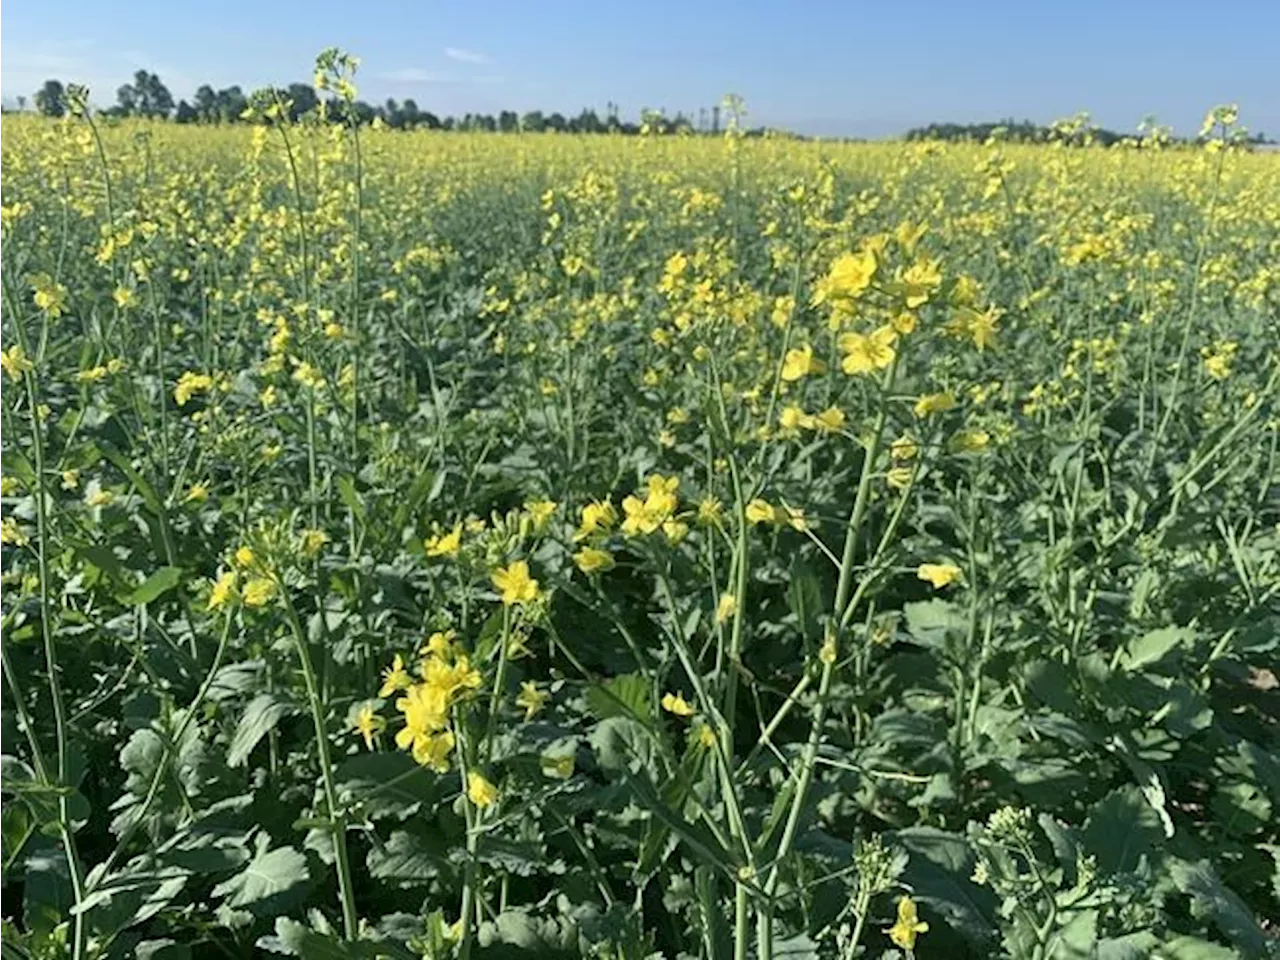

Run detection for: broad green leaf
[[1081, 784, 1164, 875], [334, 753, 441, 821], [585, 672, 653, 724], [1157, 935, 1242, 960], [1095, 931, 1161, 959], [211, 837, 310, 913], [895, 827, 996, 945], [124, 566, 183, 606], [1169, 858, 1265, 956], [24, 837, 73, 939], [258, 917, 392, 958], [1123, 625, 1194, 671], [367, 830, 447, 885], [136, 940, 193, 960], [227, 693, 296, 768]]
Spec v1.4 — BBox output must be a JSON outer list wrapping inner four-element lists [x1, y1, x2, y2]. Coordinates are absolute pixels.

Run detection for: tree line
[[25, 71, 752, 136], [904, 117, 1272, 146]]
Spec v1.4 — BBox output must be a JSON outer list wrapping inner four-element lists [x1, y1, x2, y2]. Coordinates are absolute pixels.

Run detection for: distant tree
[[174, 100, 197, 123], [572, 108, 602, 133], [17, 95, 28, 112], [216, 86, 247, 122], [521, 110, 545, 133], [285, 83, 318, 121], [498, 110, 518, 132], [116, 70, 174, 118], [35, 79, 67, 117], [547, 112, 567, 133], [193, 85, 217, 121]]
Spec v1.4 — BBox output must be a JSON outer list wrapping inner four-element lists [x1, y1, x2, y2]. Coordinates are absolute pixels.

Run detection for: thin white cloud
[[380, 68, 504, 87], [444, 47, 491, 65], [381, 68, 458, 84]]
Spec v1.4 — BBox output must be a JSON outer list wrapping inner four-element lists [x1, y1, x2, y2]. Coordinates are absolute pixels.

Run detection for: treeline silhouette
[[905, 118, 1124, 145], [24, 73, 757, 136], [903, 117, 1272, 146], [18, 75, 1272, 144]]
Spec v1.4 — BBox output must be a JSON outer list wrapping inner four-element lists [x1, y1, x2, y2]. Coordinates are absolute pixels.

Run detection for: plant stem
[[280, 587, 358, 940]]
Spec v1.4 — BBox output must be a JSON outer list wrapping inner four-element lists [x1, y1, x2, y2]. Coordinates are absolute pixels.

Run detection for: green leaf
[[1169, 858, 1265, 956], [136, 940, 192, 960], [624, 771, 740, 877], [211, 837, 310, 913], [1095, 931, 1161, 960], [1157, 935, 1242, 960], [124, 566, 183, 606], [367, 830, 447, 885], [1081, 784, 1165, 875], [334, 753, 440, 821], [99, 442, 165, 516], [1123, 625, 1194, 671], [258, 917, 392, 958], [1044, 906, 1097, 959], [24, 837, 73, 939], [895, 827, 996, 945], [227, 694, 296, 768], [786, 555, 823, 640], [586, 672, 653, 725], [336, 474, 366, 526]]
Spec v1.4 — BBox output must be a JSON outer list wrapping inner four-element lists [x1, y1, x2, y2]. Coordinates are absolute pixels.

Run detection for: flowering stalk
[[758, 351, 900, 959], [5, 303, 89, 960], [279, 586, 359, 940]]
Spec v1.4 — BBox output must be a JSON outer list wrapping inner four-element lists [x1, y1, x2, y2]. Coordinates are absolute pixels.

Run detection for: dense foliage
[[2, 60, 1278, 960]]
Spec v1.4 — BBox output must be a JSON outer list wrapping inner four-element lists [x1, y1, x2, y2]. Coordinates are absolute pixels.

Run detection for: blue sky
[[3, 0, 1278, 138]]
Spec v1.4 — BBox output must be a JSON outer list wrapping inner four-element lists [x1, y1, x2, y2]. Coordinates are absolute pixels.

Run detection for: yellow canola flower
[[839, 325, 897, 376], [524, 499, 557, 531], [1, 518, 31, 547], [241, 577, 276, 607], [573, 546, 614, 574], [352, 702, 386, 750], [810, 407, 845, 433], [620, 474, 680, 536], [950, 427, 990, 454], [917, 563, 963, 589], [914, 392, 957, 418], [891, 435, 918, 461], [2, 345, 34, 382], [780, 344, 825, 381], [467, 771, 499, 809], [208, 571, 238, 610], [887, 896, 929, 950], [745, 499, 777, 525], [425, 524, 463, 558], [516, 681, 548, 720], [492, 561, 540, 606], [575, 499, 617, 540], [30, 273, 69, 318], [715, 592, 739, 624], [661, 692, 696, 717], [813, 250, 877, 307], [174, 371, 214, 406], [887, 467, 914, 490], [379, 654, 413, 698]]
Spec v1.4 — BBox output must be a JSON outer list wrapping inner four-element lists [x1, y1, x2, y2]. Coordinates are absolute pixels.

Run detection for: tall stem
[[280, 588, 358, 940], [758, 353, 900, 959]]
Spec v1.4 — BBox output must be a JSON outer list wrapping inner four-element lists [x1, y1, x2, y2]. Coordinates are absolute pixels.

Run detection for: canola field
[[1, 95, 1278, 960]]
